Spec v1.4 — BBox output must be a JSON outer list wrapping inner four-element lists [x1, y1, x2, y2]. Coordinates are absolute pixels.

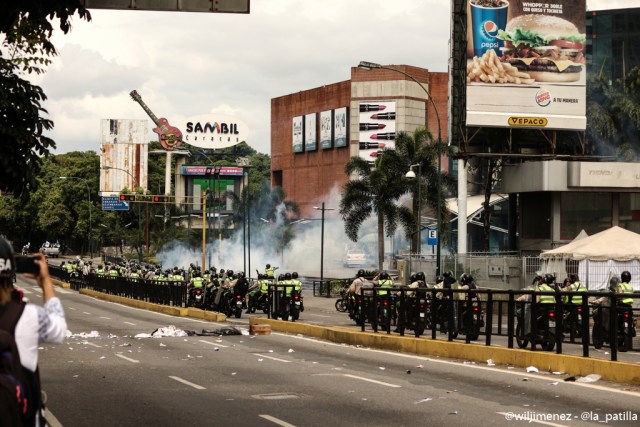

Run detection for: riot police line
[[47, 263, 306, 322], [340, 286, 638, 362]]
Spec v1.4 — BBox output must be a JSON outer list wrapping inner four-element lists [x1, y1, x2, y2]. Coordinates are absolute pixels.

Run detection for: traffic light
[[119, 194, 136, 201], [152, 196, 166, 203]]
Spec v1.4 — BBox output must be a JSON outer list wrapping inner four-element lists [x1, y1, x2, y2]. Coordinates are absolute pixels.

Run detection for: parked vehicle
[[343, 248, 366, 268]]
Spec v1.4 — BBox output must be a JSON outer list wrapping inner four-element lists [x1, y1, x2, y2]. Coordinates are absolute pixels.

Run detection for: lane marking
[[115, 354, 139, 363], [496, 412, 569, 427], [342, 373, 401, 388], [123, 321, 136, 326], [68, 307, 77, 310], [82, 312, 91, 315], [100, 316, 111, 320], [56, 288, 72, 294], [199, 339, 229, 348], [259, 414, 297, 427], [169, 376, 206, 390], [280, 333, 640, 397], [83, 342, 101, 348], [308, 314, 332, 318], [255, 353, 291, 363], [44, 408, 63, 427]]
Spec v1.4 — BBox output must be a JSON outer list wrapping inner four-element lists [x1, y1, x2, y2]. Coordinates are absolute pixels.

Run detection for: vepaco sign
[[181, 114, 249, 149]]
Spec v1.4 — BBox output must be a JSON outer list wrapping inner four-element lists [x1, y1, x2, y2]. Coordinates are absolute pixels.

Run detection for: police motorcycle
[[271, 273, 301, 322], [398, 273, 430, 337], [335, 286, 350, 313], [187, 272, 206, 309], [515, 274, 558, 351], [218, 271, 245, 319], [591, 276, 637, 352], [431, 272, 458, 337], [455, 274, 485, 341]]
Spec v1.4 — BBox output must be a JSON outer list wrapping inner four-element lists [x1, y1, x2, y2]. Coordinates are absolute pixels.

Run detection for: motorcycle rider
[[590, 276, 619, 336], [187, 270, 205, 305], [374, 271, 394, 297], [291, 272, 304, 312], [265, 264, 278, 280], [617, 271, 634, 307]]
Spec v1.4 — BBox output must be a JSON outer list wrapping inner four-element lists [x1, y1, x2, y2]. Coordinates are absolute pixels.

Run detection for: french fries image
[[466, 49, 535, 84]]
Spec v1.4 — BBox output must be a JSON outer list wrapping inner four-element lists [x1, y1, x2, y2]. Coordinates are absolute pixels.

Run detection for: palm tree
[[391, 128, 455, 254], [340, 152, 409, 270]]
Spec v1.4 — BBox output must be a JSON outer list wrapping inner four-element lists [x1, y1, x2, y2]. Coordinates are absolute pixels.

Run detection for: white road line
[[259, 414, 297, 427], [115, 354, 139, 363], [496, 412, 569, 427], [83, 342, 101, 348], [56, 288, 72, 294], [68, 307, 77, 310], [341, 373, 401, 388], [255, 353, 291, 363], [19, 289, 33, 294], [308, 314, 332, 318], [198, 339, 229, 348], [123, 321, 136, 325], [99, 316, 111, 320], [44, 408, 64, 427], [169, 376, 206, 390], [82, 312, 91, 315]]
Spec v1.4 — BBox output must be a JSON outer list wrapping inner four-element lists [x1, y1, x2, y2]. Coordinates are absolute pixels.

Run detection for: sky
[[31, 0, 640, 156]]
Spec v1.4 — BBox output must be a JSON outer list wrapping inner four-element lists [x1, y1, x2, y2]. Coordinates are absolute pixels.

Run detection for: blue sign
[[102, 196, 129, 211], [427, 228, 438, 246]]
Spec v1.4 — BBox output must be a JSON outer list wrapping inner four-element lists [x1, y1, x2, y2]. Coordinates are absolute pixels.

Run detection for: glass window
[[627, 12, 640, 32], [521, 193, 551, 239], [619, 193, 640, 234], [595, 14, 612, 35], [560, 193, 612, 239]]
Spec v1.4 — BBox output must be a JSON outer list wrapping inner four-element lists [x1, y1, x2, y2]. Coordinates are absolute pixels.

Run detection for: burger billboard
[[466, 0, 586, 131]]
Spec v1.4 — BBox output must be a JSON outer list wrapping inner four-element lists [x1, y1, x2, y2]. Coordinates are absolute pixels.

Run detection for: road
[[16, 276, 640, 427]]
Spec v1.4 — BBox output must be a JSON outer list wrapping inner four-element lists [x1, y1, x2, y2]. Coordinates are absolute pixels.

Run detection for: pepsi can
[[469, 0, 509, 57]]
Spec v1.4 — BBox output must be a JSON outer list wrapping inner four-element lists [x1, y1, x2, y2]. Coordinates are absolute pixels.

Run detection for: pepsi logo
[[481, 20, 500, 39]]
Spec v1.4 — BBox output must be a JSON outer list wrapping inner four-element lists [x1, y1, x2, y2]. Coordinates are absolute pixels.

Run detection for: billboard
[[320, 110, 333, 150], [99, 119, 149, 195], [334, 107, 348, 148], [182, 114, 248, 150], [305, 113, 317, 152], [292, 116, 304, 153], [466, 0, 586, 131], [358, 101, 396, 161]]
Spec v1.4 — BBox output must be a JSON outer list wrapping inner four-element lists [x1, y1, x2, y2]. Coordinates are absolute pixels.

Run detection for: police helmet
[[292, 272, 298, 279], [410, 273, 417, 283], [459, 273, 470, 285], [443, 270, 452, 278], [379, 271, 389, 280], [562, 277, 571, 287], [278, 274, 284, 281], [436, 275, 444, 284], [284, 272, 292, 280], [544, 273, 555, 285], [226, 270, 233, 277], [238, 271, 245, 278], [416, 272, 425, 282], [357, 269, 365, 278], [0, 238, 16, 280], [266, 264, 271, 269], [569, 273, 579, 283], [621, 271, 631, 283], [532, 275, 542, 285]]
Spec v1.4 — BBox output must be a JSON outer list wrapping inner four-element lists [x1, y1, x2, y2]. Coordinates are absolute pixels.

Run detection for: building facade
[[270, 65, 449, 217]]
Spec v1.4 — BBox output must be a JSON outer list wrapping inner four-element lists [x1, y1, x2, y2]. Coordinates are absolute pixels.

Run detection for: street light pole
[[405, 163, 422, 255], [358, 61, 443, 276], [59, 176, 92, 258], [314, 203, 334, 297]]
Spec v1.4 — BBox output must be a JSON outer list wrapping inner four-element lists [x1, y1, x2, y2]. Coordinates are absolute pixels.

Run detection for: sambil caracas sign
[[182, 114, 249, 149]]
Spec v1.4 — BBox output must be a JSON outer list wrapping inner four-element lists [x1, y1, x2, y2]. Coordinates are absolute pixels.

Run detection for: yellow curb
[[250, 317, 640, 386], [79, 289, 226, 321], [51, 278, 70, 289]]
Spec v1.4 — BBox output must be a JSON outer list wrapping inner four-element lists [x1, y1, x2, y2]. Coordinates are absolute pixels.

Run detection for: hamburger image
[[497, 14, 586, 83]]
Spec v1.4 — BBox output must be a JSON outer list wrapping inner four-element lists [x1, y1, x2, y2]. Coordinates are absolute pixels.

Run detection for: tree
[[340, 153, 409, 270], [0, 2, 90, 196], [391, 129, 455, 254]]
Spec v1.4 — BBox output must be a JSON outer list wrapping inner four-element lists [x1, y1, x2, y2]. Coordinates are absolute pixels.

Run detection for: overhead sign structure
[[102, 196, 130, 211], [466, 0, 586, 131], [81, 0, 250, 13]]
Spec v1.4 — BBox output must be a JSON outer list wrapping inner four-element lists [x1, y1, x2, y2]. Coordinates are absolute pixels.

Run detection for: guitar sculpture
[[130, 90, 183, 150]]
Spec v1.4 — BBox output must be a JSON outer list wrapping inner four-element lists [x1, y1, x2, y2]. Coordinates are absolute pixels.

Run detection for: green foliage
[[0, 2, 91, 196]]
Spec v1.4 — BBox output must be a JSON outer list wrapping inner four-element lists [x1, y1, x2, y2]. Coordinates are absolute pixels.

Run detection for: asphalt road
[[16, 276, 640, 427]]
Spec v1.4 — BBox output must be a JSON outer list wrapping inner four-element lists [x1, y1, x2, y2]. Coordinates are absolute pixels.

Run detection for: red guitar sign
[[130, 90, 183, 150]]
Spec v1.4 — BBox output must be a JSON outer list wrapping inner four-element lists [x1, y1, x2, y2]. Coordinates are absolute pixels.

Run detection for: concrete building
[[270, 65, 449, 217]]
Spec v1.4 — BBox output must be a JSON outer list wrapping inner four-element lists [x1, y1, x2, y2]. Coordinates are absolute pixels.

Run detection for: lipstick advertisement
[[358, 101, 396, 161], [305, 113, 317, 152], [320, 110, 333, 150], [466, 0, 586, 131], [334, 107, 348, 148], [292, 116, 304, 153]]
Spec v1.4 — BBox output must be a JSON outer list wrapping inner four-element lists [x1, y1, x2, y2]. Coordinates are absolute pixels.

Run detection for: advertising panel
[[320, 110, 333, 150], [292, 116, 304, 153], [305, 113, 317, 152], [466, 0, 586, 131], [358, 101, 396, 161], [99, 119, 149, 195], [181, 114, 248, 150], [334, 107, 348, 148]]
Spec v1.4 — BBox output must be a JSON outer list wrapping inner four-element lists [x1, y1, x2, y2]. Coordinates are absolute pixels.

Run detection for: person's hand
[[23, 253, 50, 288]]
